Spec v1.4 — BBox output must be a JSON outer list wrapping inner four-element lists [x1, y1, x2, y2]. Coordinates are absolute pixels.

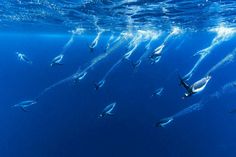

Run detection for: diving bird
[[50, 54, 64, 67], [149, 45, 164, 64], [16, 52, 32, 64], [155, 117, 173, 128], [12, 100, 37, 112], [99, 102, 116, 118], [179, 75, 211, 98], [149, 53, 161, 64], [131, 60, 141, 69], [151, 88, 164, 97], [73, 71, 87, 83], [89, 42, 96, 52], [94, 80, 105, 90], [89, 31, 103, 52]]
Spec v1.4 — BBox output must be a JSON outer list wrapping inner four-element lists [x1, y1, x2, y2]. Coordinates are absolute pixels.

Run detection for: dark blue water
[[1, 0, 236, 157], [0, 30, 235, 157]]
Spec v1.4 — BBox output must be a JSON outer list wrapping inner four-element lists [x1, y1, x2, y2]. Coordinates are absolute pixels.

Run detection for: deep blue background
[[0, 31, 236, 157]]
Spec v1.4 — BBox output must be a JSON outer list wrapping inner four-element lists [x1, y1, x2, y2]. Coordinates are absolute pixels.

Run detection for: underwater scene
[[1, 0, 236, 157]]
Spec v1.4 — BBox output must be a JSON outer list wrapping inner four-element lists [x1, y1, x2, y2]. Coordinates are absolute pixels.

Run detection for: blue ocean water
[[1, 0, 236, 157]]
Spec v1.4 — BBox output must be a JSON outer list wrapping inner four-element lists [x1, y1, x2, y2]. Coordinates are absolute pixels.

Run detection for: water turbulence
[[184, 26, 236, 80]]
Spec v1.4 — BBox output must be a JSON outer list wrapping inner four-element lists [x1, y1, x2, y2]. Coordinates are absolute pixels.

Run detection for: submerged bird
[[89, 31, 103, 52], [94, 80, 105, 90], [99, 102, 116, 118], [89, 42, 96, 52], [149, 54, 161, 64], [73, 71, 87, 83], [16, 52, 32, 64], [179, 75, 211, 98], [131, 60, 142, 69], [149, 45, 164, 64], [50, 54, 64, 67], [12, 100, 37, 112], [155, 117, 173, 128], [151, 88, 164, 97]]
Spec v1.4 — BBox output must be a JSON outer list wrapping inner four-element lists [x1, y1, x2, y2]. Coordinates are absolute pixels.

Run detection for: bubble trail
[[133, 32, 161, 68], [150, 27, 182, 64], [105, 34, 114, 52], [158, 79, 236, 127], [184, 26, 236, 80], [94, 32, 144, 89], [151, 87, 164, 97], [74, 32, 129, 81], [89, 30, 104, 52], [102, 58, 123, 81], [172, 103, 204, 119], [50, 31, 82, 67], [206, 48, 236, 76], [32, 32, 128, 100], [35, 75, 74, 100]]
